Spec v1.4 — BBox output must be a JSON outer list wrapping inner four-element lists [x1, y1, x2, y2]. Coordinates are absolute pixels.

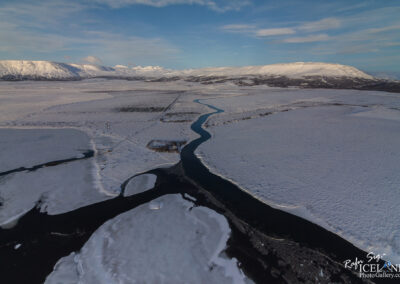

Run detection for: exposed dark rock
[[147, 139, 187, 152], [116, 106, 165, 112], [2, 74, 399, 93]]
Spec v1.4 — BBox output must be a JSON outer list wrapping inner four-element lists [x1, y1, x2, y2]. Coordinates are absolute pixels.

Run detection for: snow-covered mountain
[[175, 62, 374, 80], [0, 60, 80, 79], [0, 60, 167, 80], [0, 60, 374, 80]]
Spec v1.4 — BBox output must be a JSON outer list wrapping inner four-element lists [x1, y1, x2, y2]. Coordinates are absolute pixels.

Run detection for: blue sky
[[0, 0, 399, 72]]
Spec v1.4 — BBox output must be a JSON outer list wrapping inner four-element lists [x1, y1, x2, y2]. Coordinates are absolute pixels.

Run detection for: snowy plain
[[1, 77, 400, 281], [0, 80, 206, 194]]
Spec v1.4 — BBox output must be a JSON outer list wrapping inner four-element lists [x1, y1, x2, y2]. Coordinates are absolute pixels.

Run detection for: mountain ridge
[[2, 60, 400, 93], [0, 60, 374, 80]]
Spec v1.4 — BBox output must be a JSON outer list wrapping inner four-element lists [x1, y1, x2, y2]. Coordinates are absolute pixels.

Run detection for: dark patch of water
[[0, 150, 94, 177]]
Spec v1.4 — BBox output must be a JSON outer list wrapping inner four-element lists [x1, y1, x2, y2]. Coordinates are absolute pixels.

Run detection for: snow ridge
[[0, 60, 374, 80]]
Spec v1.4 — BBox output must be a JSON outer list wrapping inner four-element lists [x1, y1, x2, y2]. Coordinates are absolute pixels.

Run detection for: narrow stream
[[0, 98, 391, 283]]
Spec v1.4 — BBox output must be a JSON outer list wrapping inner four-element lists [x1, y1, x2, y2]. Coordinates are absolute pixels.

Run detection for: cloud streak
[[222, 17, 341, 38], [221, 24, 255, 31], [0, 0, 85, 28], [256, 28, 295, 37], [366, 25, 400, 34], [298, 18, 341, 32], [90, 0, 251, 11], [282, 34, 330, 43]]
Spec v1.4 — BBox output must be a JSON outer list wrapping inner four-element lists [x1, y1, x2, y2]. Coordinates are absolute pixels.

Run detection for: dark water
[[0, 99, 391, 283], [0, 150, 94, 177], [0, 168, 186, 284]]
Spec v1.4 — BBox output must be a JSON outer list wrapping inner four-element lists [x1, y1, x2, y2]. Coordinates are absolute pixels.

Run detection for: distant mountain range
[[0, 60, 167, 80], [1, 60, 399, 93], [0, 60, 374, 79]]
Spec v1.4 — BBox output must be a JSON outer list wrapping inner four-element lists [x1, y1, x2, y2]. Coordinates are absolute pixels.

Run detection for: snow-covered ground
[[0, 81, 112, 122], [0, 128, 105, 227], [196, 87, 400, 263], [0, 128, 90, 172], [0, 80, 204, 226], [2, 78, 400, 281], [45, 194, 247, 284], [0, 80, 206, 194]]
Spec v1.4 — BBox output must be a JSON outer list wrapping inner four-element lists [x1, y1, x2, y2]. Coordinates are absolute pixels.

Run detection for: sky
[[0, 0, 399, 73]]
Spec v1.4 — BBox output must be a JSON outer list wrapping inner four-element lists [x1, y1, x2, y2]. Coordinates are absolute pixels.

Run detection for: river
[[0, 99, 385, 283]]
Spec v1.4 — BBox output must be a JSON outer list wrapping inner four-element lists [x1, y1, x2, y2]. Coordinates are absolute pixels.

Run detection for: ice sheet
[[0, 128, 91, 172], [123, 174, 157, 196], [45, 195, 246, 284]]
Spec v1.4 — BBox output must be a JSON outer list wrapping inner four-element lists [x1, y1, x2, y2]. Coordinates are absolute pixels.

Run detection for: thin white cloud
[[298, 18, 341, 32], [222, 25, 295, 37], [304, 24, 400, 56], [0, 0, 85, 28], [334, 2, 370, 12], [90, 0, 251, 11], [220, 24, 256, 36], [221, 17, 341, 38], [256, 28, 295, 37], [283, 34, 330, 43], [366, 25, 400, 34], [221, 24, 255, 31]]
